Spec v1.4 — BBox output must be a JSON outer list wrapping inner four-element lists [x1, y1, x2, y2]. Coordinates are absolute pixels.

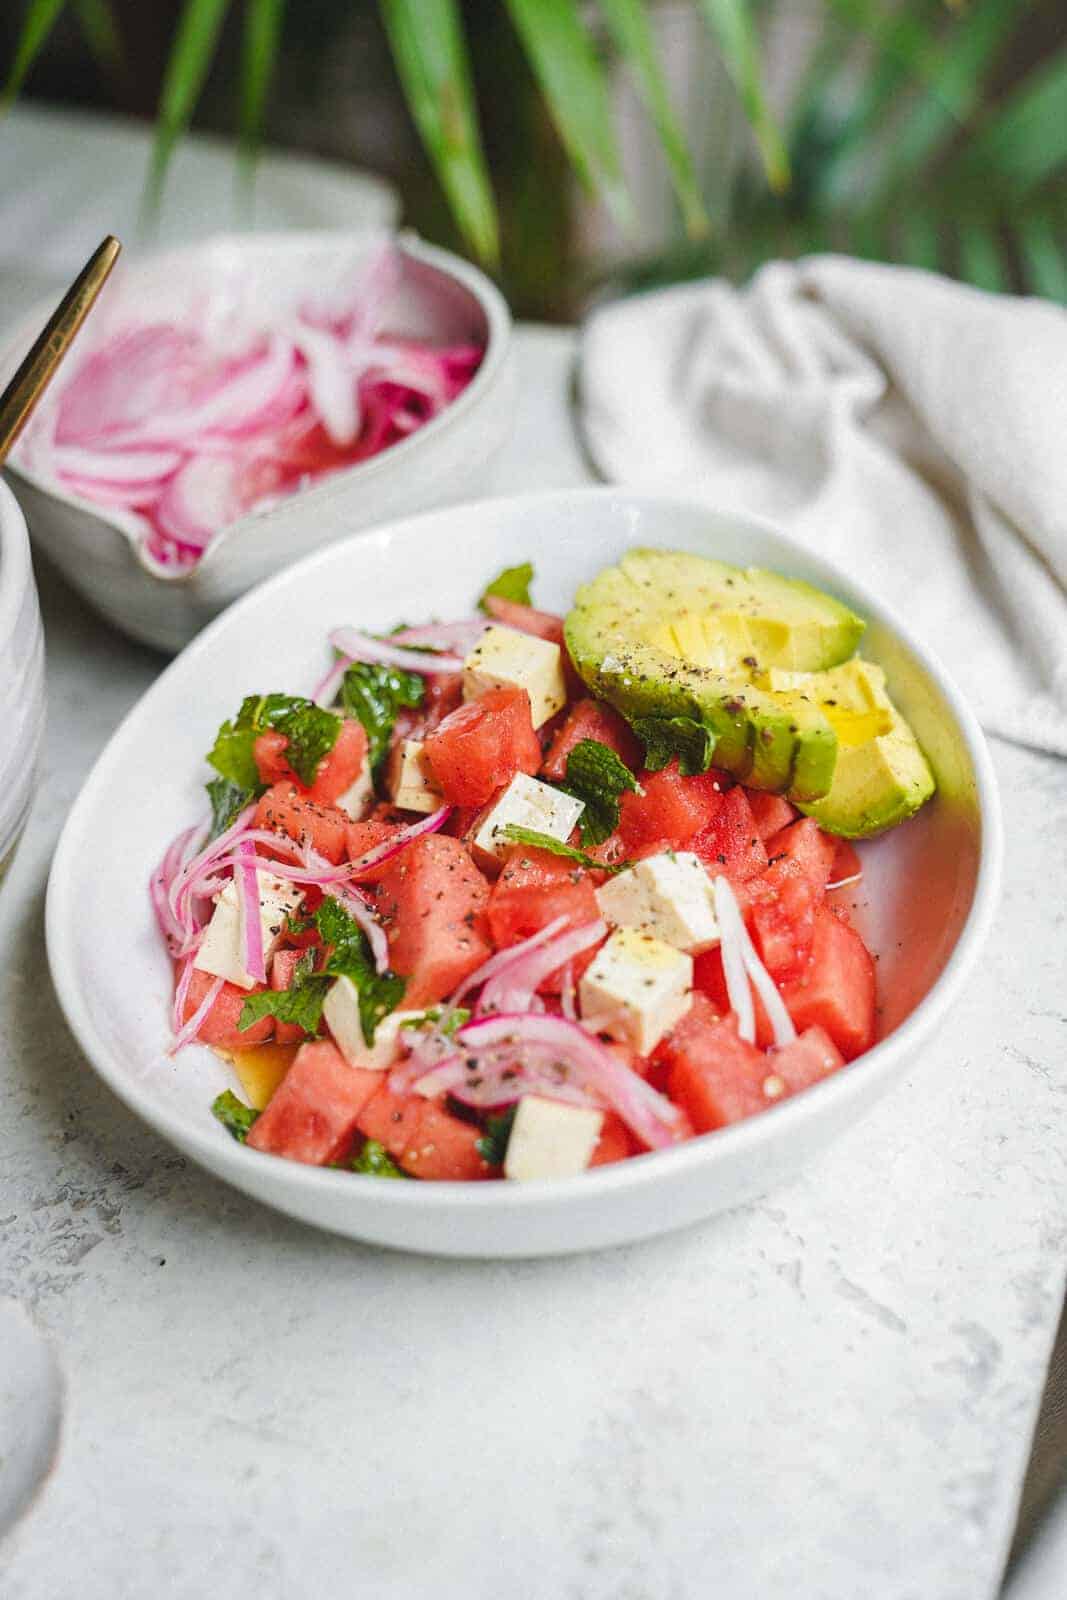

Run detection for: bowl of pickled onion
[[3, 230, 512, 652]]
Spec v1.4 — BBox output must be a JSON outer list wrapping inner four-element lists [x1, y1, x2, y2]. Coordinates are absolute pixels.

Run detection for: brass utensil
[[0, 234, 122, 467]]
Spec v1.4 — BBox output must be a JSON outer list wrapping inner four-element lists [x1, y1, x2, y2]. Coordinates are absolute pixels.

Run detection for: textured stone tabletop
[[1, 328, 1065, 1600]]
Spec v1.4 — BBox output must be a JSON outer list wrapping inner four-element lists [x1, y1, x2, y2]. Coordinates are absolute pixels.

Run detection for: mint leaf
[[557, 739, 637, 846], [478, 561, 534, 611], [315, 896, 405, 1044], [207, 693, 341, 791], [212, 1090, 259, 1143], [339, 662, 424, 774], [398, 1006, 470, 1038], [351, 1139, 407, 1178], [476, 1106, 517, 1166], [631, 715, 716, 777], [500, 824, 630, 875], [239, 949, 328, 1037], [206, 776, 252, 839]]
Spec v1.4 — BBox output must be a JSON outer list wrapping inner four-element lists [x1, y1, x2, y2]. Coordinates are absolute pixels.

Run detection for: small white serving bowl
[[46, 489, 1002, 1257], [0, 481, 46, 885], [2, 230, 513, 654]]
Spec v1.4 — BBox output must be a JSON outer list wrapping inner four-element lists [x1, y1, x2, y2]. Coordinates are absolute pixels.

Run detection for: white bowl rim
[[4, 227, 513, 585], [0, 478, 33, 644], [45, 486, 1004, 1215]]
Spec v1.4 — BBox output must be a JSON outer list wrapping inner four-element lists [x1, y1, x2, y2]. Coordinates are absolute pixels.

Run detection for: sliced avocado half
[[760, 660, 935, 837], [564, 549, 865, 799]]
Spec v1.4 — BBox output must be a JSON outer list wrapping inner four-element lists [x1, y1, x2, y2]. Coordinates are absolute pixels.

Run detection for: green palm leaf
[[379, 0, 499, 264], [2, 0, 66, 103], [958, 222, 1004, 291], [953, 51, 1067, 196], [238, 0, 285, 168], [74, 0, 122, 73], [147, 0, 232, 208], [694, 0, 789, 192], [597, 0, 708, 235], [1018, 213, 1067, 303], [505, 0, 632, 226]]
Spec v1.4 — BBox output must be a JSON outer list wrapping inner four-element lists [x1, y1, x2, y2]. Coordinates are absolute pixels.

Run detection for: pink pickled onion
[[235, 841, 267, 985], [170, 969, 224, 1055], [455, 1013, 685, 1150], [449, 917, 571, 1007], [329, 626, 465, 676], [477, 920, 606, 1016]]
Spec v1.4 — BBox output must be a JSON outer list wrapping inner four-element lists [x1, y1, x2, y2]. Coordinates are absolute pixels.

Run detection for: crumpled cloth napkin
[[579, 256, 1067, 756]]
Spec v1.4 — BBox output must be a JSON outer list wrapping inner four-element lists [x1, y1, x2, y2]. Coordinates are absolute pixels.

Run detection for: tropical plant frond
[[378, 0, 499, 264], [3, 0, 66, 104], [238, 0, 285, 170], [146, 0, 233, 211], [694, 0, 789, 192]]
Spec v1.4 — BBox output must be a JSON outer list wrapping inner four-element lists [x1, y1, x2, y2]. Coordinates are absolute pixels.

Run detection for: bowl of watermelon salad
[[46, 490, 1001, 1256], [4, 229, 512, 653]]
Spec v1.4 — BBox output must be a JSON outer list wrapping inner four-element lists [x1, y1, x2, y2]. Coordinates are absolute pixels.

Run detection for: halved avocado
[[564, 549, 863, 799], [760, 660, 935, 837]]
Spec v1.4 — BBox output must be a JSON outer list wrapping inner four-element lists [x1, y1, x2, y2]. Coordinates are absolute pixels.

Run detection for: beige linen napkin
[[580, 256, 1067, 755]]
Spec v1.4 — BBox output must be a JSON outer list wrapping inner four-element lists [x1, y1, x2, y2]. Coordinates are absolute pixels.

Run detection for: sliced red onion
[[456, 1013, 685, 1150], [235, 842, 267, 985], [559, 962, 577, 1021], [345, 804, 453, 878], [715, 876, 796, 1049], [390, 619, 486, 654], [129, 334, 297, 444], [477, 920, 606, 1016], [312, 653, 354, 708], [170, 970, 224, 1055], [54, 443, 183, 485], [712, 875, 756, 1043], [155, 454, 242, 551], [329, 626, 465, 675], [57, 473, 168, 511], [288, 322, 358, 446], [449, 917, 570, 1007], [151, 823, 200, 953]]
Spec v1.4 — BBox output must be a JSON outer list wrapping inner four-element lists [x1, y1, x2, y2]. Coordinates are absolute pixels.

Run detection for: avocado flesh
[[760, 661, 936, 837], [565, 550, 862, 799]]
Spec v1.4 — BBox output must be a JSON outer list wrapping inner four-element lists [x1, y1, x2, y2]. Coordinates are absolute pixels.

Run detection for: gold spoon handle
[[0, 234, 122, 467]]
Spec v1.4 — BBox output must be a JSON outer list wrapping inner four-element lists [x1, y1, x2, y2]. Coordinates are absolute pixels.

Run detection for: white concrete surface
[[1, 327, 1065, 1599]]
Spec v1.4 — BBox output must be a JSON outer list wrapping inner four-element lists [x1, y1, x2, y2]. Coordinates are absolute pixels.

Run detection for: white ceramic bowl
[[0, 482, 46, 884], [3, 230, 514, 654], [46, 489, 1002, 1257]]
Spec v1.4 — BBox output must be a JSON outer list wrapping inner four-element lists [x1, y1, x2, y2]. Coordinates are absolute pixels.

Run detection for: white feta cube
[[504, 1095, 604, 1181], [193, 871, 304, 991], [579, 926, 692, 1055], [335, 760, 375, 820], [323, 979, 424, 1070], [471, 772, 585, 867], [389, 739, 443, 814], [596, 851, 719, 953], [462, 624, 566, 728]]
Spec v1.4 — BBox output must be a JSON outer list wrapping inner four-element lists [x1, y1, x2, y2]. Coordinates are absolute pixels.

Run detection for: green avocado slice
[[564, 549, 863, 799], [761, 660, 936, 837]]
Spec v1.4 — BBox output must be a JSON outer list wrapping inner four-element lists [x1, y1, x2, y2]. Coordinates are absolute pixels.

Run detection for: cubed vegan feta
[[471, 772, 585, 866], [335, 760, 375, 820], [389, 738, 443, 814], [579, 926, 692, 1055], [193, 871, 304, 991], [504, 1095, 604, 1181], [323, 979, 422, 1069], [462, 624, 566, 728], [596, 851, 719, 953]]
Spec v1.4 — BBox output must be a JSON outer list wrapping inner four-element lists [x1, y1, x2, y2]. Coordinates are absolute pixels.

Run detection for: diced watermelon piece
[[618, 760, 724, 849], [400, 1102, 493, 1180], [540, 699, 642, 782], [345, 810, 412, 873], [247, 1040, 381, 1164], [487, 845, 600, 951], [356, 1084, 426, 1158], [829, 838, 863, 888], [589, 1110, 636, 1166], [750, 860, 818, 981], [766, 817, 836, 895], [780, 907, 876, 1060], [423, 686, 542, 807], [765, 1026, 845, 1096], [745, 788, 797, 840], [690, 785, 768, 882], [372, 834, 492, 1005], [253, 717, 368, 806], [483, 594, 565, 645], [254, 782, 349, 864], [182, 968, 274, 1049], [658, 998, 774, 1132], [266, 948, 310, 1045]]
